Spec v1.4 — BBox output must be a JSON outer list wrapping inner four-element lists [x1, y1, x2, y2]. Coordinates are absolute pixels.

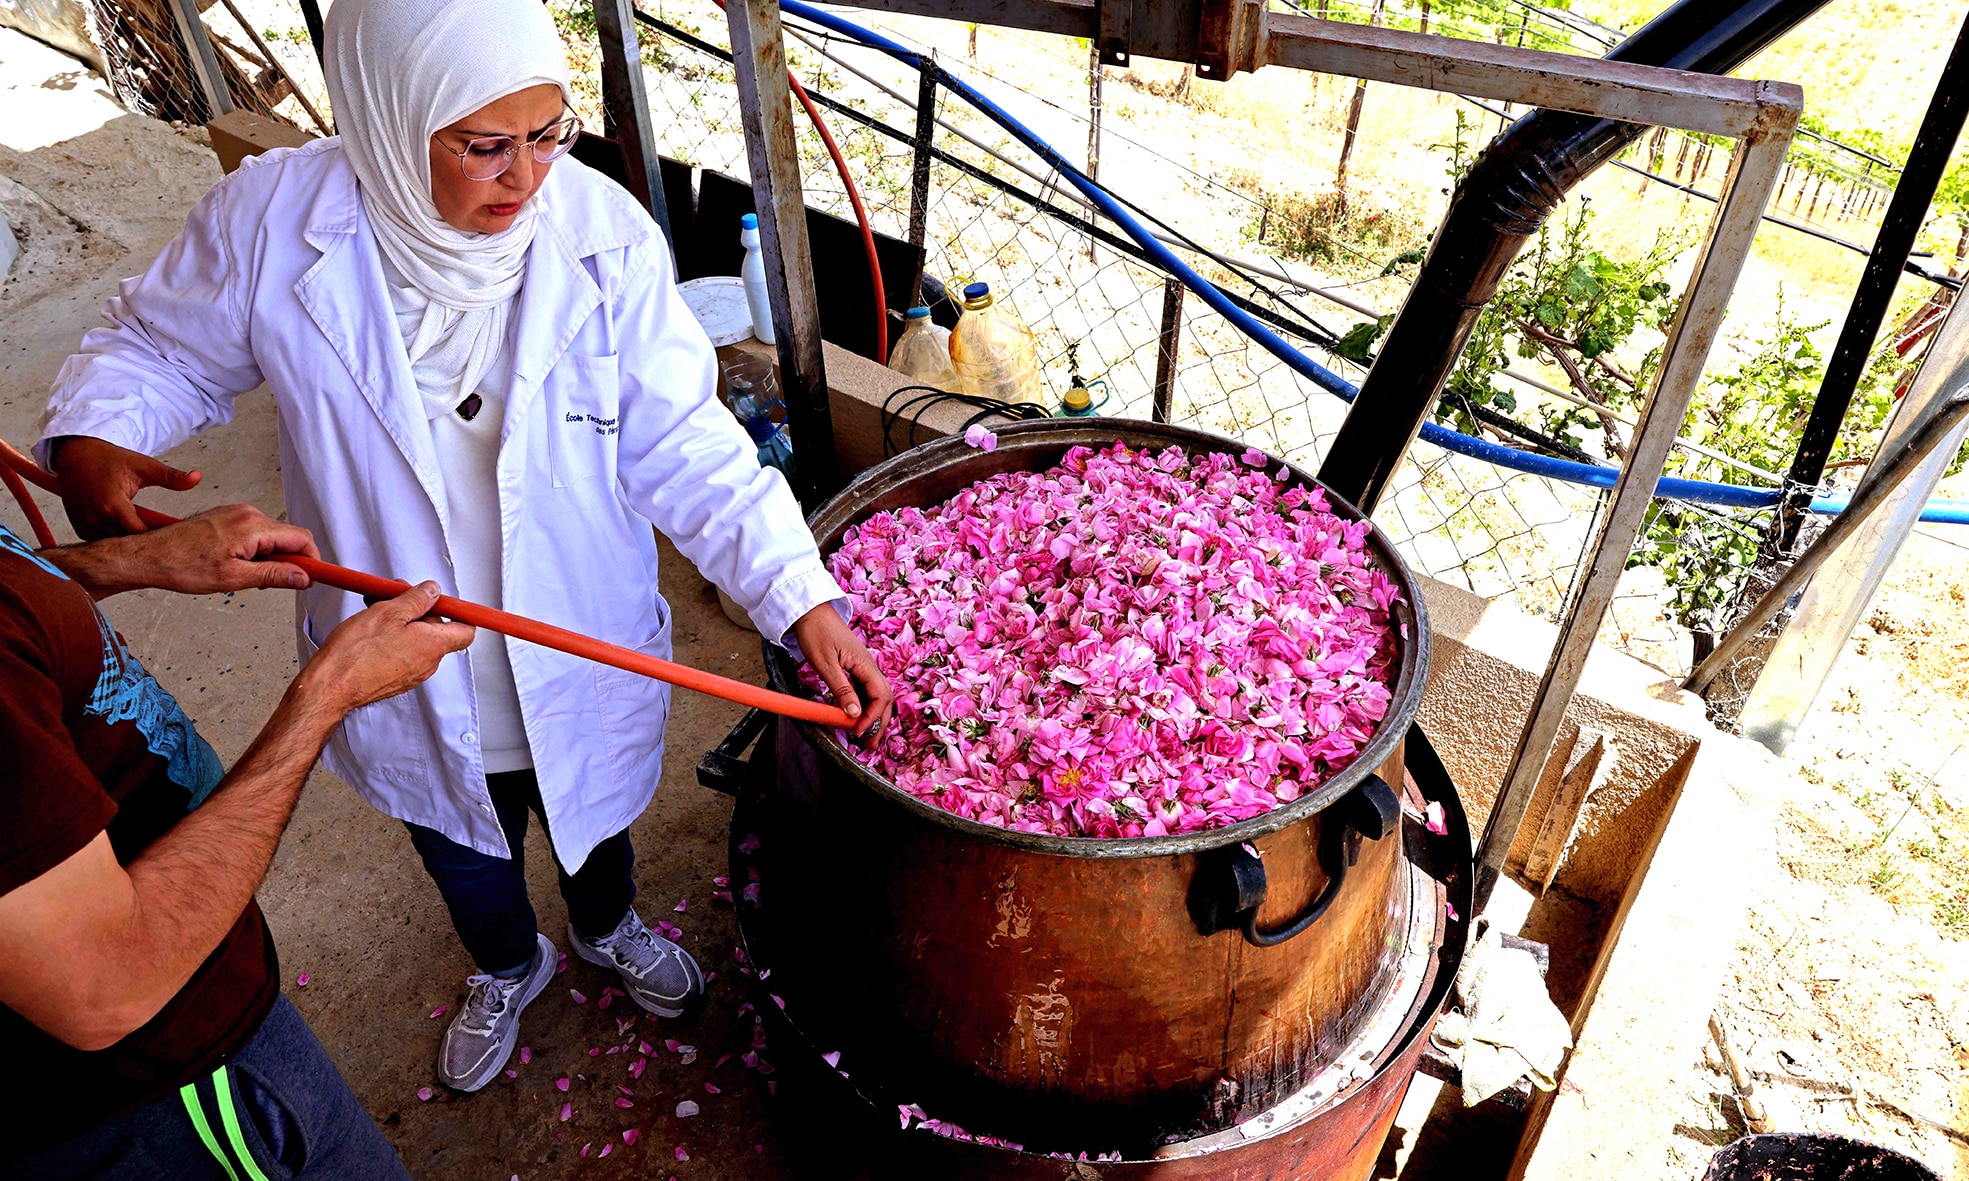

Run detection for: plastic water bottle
[[887, 306, 959, 390], [722, 353, 794, 482], [739, 213, 775, 346], [949, 281, 1043, 406]]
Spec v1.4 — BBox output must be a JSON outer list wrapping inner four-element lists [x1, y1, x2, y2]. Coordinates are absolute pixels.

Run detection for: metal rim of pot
[[767, 417, 1432, 860]]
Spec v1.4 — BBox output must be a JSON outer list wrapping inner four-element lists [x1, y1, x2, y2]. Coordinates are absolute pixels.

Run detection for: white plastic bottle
[[739, 212, 776, 346]]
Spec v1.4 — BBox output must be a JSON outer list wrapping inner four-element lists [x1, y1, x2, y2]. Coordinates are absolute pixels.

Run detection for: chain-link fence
[[565, 0, 1872, 687]]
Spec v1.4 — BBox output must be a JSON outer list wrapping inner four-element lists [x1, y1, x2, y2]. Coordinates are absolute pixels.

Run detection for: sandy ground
[[1650, 528, 1969, 1181]]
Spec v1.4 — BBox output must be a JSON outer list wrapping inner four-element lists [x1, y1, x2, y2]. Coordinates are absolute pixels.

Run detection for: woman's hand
[[49, 436, 202, 540], [790, 604, 893, 742]]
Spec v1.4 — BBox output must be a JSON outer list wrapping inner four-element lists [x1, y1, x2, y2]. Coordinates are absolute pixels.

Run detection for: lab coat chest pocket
[[549, 353, 623, 489]]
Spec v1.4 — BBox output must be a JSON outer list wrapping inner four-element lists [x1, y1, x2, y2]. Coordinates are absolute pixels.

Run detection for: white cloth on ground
[[322, 0, 571, 414], [1430, 917, 1575, 1105]]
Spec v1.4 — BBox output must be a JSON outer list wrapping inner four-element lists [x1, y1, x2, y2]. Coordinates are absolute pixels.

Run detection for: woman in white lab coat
[[39, 0, 890, 1093]]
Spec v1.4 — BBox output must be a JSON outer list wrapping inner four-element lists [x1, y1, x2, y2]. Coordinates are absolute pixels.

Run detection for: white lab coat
[[41, 138, 841, 871]]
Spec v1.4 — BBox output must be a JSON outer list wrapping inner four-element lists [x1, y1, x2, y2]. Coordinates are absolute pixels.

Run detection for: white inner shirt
[[384, 256, 533, 773]]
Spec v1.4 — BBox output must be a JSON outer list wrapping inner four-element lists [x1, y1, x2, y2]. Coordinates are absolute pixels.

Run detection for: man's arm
[[39, 503, 317, 600], [0, 583, 472, 1050]]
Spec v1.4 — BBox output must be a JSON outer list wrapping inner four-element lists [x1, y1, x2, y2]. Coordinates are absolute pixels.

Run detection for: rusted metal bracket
[[1194, 0, 1267, 80], [1095, 0, 1134, 66], [1093, 0, 1265, 76]]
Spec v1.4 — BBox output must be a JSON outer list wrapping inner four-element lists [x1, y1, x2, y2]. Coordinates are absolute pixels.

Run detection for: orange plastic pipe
[[0, 440, 853, 729]]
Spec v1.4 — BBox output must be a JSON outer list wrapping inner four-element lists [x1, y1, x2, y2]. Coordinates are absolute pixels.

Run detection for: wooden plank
[[1521, 726, 1615, 892]]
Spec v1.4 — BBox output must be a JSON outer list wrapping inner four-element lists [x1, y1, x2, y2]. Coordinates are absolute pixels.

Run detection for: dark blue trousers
[[403, 769, 636, 976], [6, 996, 408, 1181]]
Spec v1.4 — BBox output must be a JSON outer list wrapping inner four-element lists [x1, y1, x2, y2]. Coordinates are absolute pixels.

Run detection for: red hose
[[710, 0, 887, 362], [0, 439, 853, 730]]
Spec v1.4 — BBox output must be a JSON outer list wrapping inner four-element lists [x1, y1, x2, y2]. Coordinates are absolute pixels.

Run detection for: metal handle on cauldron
[[697, 708, 772, 796], [1187, 774, 1403, 948]]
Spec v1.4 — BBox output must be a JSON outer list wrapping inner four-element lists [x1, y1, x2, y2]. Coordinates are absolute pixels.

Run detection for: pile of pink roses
[[818, 442, 1404, 838]]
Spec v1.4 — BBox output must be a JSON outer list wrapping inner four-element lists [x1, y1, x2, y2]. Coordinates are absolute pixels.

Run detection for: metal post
[[906, 66, 938, 306], [1731, 296, 1969, 751], [1770, 7, 1969, 552], [1472, 120, 1794, 913], [1152, 279, 1185, 423], [727, 0, 839, 506], [298, 0, 324, 66], [166, 0, 233, 120], [594, 0, 675, 250]]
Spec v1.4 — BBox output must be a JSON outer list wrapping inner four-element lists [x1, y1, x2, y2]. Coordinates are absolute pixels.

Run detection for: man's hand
[[790, 604, 893, 741], [48, 435, 201, 539], [45, 504, 320, 599], [298, 582, 476, 716]]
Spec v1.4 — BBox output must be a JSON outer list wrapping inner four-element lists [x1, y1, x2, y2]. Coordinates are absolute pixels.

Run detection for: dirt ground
[[1650, 528, 1969, 1181]]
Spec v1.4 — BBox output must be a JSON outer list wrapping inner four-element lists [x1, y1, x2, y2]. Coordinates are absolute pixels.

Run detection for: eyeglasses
[[436, 115, 583, 182]]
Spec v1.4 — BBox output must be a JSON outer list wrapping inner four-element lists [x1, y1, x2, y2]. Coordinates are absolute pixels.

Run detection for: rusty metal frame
[[727, 0, 840, 505], [595, 0, 676, 248], [725, 0, 1800, 906], [165, 0, 234, 120]]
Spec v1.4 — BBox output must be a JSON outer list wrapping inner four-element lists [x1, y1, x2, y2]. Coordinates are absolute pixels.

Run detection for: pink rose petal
[[822, 1051, 841, 1068], [295, 972, 310, 988], [428, 1006, 447, 1019], [556, 1077, 569, 1092], [675, 1146, 691, 1162], [964, 424, 998, 451], [417, 1086, 433, 1101], [519, 1046, 532, 1065], [676, 1100, 700, 1117], [623, 1128, 641, 1146], [674, 898, 688, 913], [1424, 800, 1448, 836], [615, 1097, 635, 1109], [705, 1083, 721, 1094], [580, 1143, 591, 1159], [570, 989, 588, 1004], [600, 1143, 614, 1158], [560, 1102, 573, 1121]]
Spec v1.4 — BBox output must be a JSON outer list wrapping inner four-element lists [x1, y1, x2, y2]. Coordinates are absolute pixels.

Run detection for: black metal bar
[[594, 0, 675, 250], [1316, 0, 1830, 515], [297, 0, 325, 66], [727, 0, 839, 506], [166, 0, 234, 120], [1770, 9, 1969, 552], [1152, 279, 1185, 422], [906, 67, 938, 307]]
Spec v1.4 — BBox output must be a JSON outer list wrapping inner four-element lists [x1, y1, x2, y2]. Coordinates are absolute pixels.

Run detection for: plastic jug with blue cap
[[887, 306, 960, 391], [949, 281, 1043, 405]]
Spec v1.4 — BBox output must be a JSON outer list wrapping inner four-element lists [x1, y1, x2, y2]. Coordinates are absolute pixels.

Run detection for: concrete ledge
[[207, 110, 314, 175]]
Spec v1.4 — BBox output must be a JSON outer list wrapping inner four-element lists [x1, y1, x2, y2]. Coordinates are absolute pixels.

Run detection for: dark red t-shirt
[[0, 523, 277, 1151]]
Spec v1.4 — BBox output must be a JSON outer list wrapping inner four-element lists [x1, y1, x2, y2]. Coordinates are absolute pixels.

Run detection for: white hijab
[[323, 0, 572, 417]]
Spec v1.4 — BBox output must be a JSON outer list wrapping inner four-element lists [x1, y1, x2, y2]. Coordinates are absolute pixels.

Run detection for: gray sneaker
[[438, 932, 556, 1092], [569, 911, 704, 1019]]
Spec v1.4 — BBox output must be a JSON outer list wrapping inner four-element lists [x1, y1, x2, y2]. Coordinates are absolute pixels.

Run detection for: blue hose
[[778, 0, 1969, 526]]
